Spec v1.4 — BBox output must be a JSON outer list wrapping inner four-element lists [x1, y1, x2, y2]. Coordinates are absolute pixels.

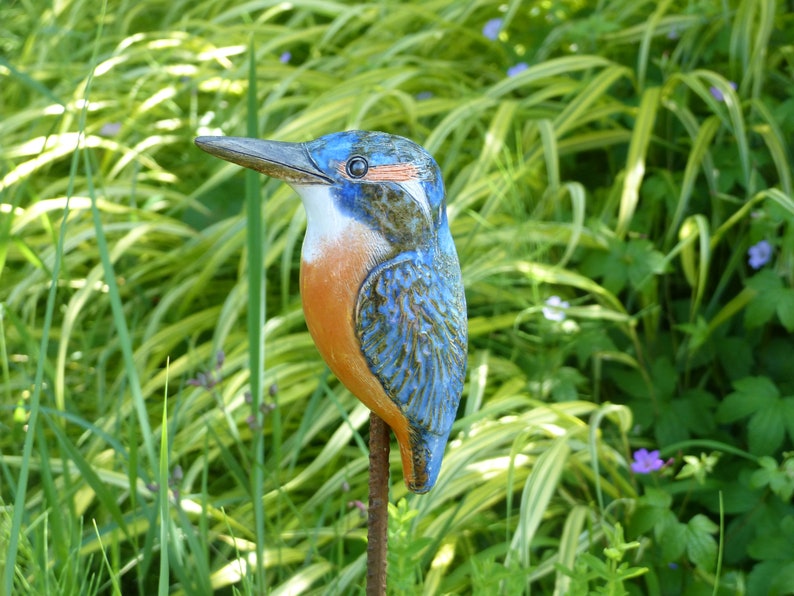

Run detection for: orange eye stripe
[[337, 162, 419, 182]]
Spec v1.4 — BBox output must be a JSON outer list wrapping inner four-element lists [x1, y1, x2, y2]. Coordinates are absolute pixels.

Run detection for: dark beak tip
[[194, 136, 221, 151], [194, 136, 210, 153]]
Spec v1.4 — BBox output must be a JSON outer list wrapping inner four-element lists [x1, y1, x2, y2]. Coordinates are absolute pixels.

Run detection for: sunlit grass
[[2, 0, 793, 593]]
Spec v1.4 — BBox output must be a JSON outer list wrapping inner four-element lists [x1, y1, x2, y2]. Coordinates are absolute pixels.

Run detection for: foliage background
[[2, 0, 793, 594]]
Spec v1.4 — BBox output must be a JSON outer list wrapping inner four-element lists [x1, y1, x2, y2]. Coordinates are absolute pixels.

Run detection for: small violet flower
[[279, 51, 291, 64], [631, 448, 664, 474], [748, 239, 772, 269], [482, 18, 502, 41], [709, 81, 737, 102], [99, 122, 122, 137], [542, 295, 570, 322], [187, 350, 225, 389], [348, 500, 367, 517], [507, 62, 528, 77], [246, 414, 261, 431]]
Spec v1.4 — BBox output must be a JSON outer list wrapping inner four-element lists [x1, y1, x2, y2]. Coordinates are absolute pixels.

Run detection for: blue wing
[[355, 249, 467, 437]]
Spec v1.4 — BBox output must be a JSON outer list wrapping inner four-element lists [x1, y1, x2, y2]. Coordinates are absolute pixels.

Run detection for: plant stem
[[366, 413, 390, 595]]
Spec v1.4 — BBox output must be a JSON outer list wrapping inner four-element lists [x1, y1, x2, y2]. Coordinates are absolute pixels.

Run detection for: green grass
[[2, 0, 794, 593]]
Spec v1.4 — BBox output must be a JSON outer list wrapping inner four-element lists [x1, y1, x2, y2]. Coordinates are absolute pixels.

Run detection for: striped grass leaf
[[749, 98, 793, 197], [669, 71, 752, 190], [729, 0, 776, 91], [665, 115, 720, 248], [678, 214, 712, 318], [616, 86, 661, 239]]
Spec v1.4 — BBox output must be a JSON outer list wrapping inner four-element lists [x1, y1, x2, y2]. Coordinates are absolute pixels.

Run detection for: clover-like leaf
[[717, 376, 778, 422], [745, 270, 794, 332], [685, 514, 719, 572]]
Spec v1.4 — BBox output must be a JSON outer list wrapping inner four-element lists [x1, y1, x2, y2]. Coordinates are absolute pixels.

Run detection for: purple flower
[[348, 500, 367, 517], [483, 18, 502, 41], [748, 239, 772, 269], [631, 448, 664, 474], [416, 91, 433, 101], [542, 296, 570, 322], [99, 122, 122, 137], [709, 81, 737, 102], [507, 62, 528, 77], [187, 371, 215, 389], [279, 51, 291, 64]]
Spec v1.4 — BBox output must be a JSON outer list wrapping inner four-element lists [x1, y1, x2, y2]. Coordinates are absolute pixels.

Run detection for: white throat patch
[[292, 185, 390, 263]]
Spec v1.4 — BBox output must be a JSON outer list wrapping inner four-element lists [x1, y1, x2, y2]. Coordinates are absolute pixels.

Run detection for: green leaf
[[656, 407, 691, 444], [656, 512, 686, 563], [580, 238, 665, 295], [733, 376, 781, 399], [744, 271, 794, 331], [582, 247, 629, 295], [751, 454, 794, 501], [770, 562, 794, 596], [745, 271, 781, 326], [617, 86, 661, 239], [748, 560, 787, 596], [748, 400, 786, 456], [630, 488, 672, 535], [716, 336, 755, 381], [784, 398, 794, 445], [745, 290, 779, 328], [717, 376, 779, 423], [640, 487, 673, 509], [685, 514, 718, 572], [747, 517, 794, 561], [625, 239, 667, 290], [746, 269, 783, 292], [776, 290, 794, 331]]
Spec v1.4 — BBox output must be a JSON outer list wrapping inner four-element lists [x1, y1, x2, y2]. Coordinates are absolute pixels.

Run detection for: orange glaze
[[300, 234, 419, 486]]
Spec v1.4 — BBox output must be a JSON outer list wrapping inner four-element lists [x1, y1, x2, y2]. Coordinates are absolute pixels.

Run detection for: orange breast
[[300, 234, 413, 464]]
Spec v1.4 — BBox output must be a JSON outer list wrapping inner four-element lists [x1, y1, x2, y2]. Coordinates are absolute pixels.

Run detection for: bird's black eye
[[346, 156, 369, 178]]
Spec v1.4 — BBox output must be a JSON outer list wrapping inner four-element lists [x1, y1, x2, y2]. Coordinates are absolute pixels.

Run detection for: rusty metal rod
[[366, 412, 390, 595]]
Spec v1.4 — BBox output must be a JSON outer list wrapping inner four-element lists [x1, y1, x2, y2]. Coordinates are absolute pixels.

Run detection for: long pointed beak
[[195, 136, 333, 185]]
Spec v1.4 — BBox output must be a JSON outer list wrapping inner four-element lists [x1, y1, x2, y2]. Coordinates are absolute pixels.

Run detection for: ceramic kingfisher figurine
[[196, 131, 467, 493]]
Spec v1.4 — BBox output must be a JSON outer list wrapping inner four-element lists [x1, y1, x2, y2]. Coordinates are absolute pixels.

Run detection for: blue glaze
[[301, 131, 467, 492], [356, 246, 467, 491], [304, 131, 445, 248], [198, 129, 467, 493]]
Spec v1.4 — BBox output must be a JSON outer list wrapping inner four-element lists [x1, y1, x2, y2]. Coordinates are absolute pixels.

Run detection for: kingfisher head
[[195, 131, 449, 258]]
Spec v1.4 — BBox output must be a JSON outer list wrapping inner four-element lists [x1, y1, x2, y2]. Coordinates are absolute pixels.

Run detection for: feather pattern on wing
[[356, 249, 467, 438]]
